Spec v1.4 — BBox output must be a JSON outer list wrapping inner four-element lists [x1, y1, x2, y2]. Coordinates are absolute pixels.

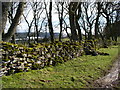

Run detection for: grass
[[2, 46, 118, 88], [118, 37, 120, 43], [54, 37, 70, 42]]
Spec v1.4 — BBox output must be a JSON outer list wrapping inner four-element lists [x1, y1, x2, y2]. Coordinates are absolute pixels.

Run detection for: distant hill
[[15, 32, 61, 39]]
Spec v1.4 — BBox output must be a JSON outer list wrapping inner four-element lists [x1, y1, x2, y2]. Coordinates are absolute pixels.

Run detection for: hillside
[[2, 46, 118, 88]]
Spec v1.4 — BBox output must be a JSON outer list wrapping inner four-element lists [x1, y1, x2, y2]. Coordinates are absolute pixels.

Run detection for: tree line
[[0, 1, 120, 46]]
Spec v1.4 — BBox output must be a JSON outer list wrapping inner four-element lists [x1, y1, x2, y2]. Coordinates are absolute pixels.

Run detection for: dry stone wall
[[1, 41, 84, 76]]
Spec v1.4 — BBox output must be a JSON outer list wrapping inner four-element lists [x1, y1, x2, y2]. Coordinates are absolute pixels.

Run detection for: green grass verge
[[2, 46, 118, 88]]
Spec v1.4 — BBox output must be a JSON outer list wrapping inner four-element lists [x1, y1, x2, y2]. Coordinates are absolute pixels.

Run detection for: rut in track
[[94, 56, 120, 88]]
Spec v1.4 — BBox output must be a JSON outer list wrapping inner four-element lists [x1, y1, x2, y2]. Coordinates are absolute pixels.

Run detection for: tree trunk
[[0, 3, 2, 83], [28, 26, 31, 45], [48, 2, 54, 43], [0, 2, 2, 41], [2, 2, 24, 42], [34, 16, 39, 43], [59, 19, 62, 41], [65, 27, 71, 40], [76, 20, 82, 41], [69, 2, 78, 41], [76, 3, 82, 41], [58, 3, 64, 41], [94, 2, 101, 39], [88, 25, 92, 40], [11, 34, 16, 44], [2, 2, 11, 34], [105, 16, 111, 40], [95, 16, 99, 38]]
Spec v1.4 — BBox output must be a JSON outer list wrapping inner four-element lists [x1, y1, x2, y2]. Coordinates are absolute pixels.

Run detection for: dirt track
[[94, 56, 120, 88]]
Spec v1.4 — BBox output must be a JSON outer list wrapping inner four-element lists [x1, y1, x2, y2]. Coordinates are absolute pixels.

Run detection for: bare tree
[[23, 2, 46, 44], [101, 2, 114, 39], [2, 2, 25, 42], [79, 13, 88, 40], [111, 1, 120, 41], [94, 2, 102, 39], [68, 2, 80, 41], [63, 19, 71, 39], [23, 3, 34, 45], [101, 2, 120, 41], [80, 2, 96, 40], [44, 1, 54, 43], [56, 2, 64, 41], [0, 2, 2, 41], [8, 2, 18, 43], [75, 2, 82, 41], [1, 2, 11, 37]]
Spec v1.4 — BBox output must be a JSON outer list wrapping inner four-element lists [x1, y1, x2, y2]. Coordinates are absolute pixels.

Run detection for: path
[[94, 56, 120, 88]]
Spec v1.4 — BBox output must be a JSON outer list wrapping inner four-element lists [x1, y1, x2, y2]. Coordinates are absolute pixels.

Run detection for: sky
[[4, 1, 109, 36], [5, 1, 71, 36]]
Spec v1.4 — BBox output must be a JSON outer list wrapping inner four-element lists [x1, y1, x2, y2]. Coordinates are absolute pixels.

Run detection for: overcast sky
[[4, 1, 108, 36], [5, 1, 71, 36]]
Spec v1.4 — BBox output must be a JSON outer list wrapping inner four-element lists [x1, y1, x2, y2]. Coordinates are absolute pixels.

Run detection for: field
[[2, 46, 118, 88]]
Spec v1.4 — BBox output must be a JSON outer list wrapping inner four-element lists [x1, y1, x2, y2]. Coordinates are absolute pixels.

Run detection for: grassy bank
[[2, 46, 118, 88]]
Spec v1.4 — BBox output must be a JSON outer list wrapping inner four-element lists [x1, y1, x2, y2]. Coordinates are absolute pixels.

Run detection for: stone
[[46, 53, 51, 58], [23, 54, 27, 57], [41, 63, 44, 67], [28, 54, 32, 58], [26, 59, 32, 63], [11, 64, 16, 68], [30, 59, 34, 63], [21, 63, 25, 70], [6, 68, 10, 70], [41, 56, 45, 59], [36, 61, 41, 64], [3, 71, 8, 74], [12, 59, 18, 63], [24, 61, 27, 64], [19, 58, 23, 61], [17, 65, 24, 70], [33, 52, 37, 55], [27, 63, 32, 67], [19, 47, 24, 50], [103, 53, 109, 55], [25, 67, 30, 71], [16, 53, 24, 58], [50, 60, 53, 65], [1, 67, 7, 71], [91, 51, 98, 56], [4, 60, 10, 64]]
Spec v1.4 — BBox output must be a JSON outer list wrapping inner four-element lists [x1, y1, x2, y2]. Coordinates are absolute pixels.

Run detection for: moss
[[32, 63, 42, 70], [2, 46, 118, 88], [2, 63, 7, 67], [1, 41, 114, 77], [2, 58, 10, 62], [46, 67, 54, 71]]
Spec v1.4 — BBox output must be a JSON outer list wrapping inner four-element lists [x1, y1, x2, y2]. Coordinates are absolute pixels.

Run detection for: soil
[[94, 56, 120, 88]]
